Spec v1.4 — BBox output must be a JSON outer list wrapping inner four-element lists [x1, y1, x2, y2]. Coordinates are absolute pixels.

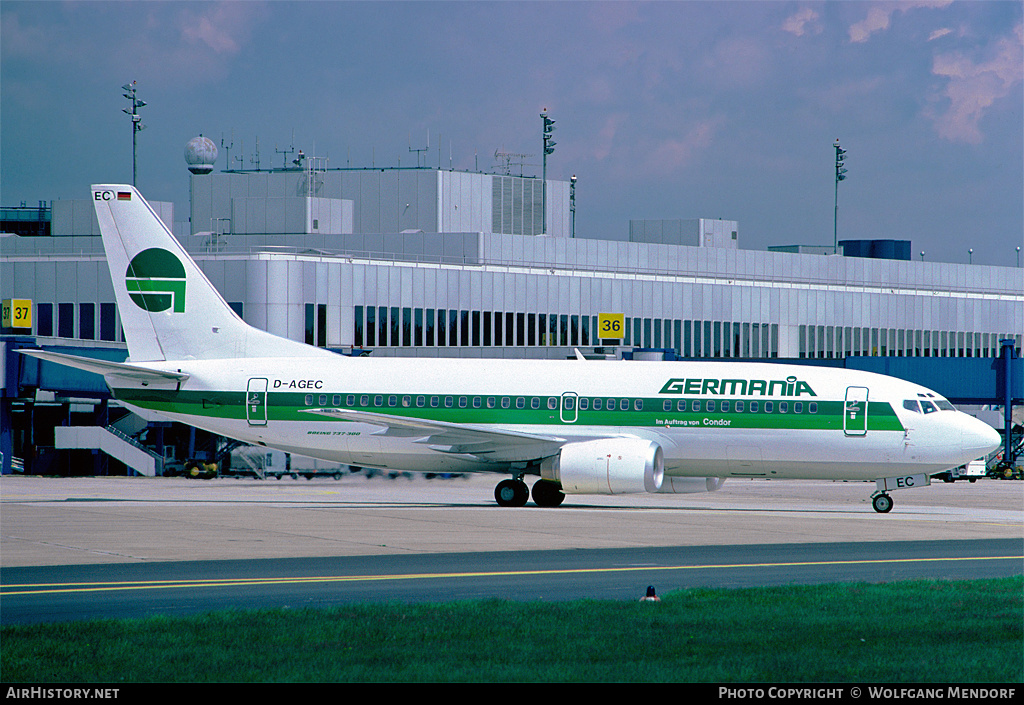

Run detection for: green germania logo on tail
[[125, 248, 186, 313]]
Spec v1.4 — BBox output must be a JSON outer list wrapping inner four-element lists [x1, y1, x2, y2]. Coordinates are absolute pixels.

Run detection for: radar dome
[[185, 136, 218, 174]]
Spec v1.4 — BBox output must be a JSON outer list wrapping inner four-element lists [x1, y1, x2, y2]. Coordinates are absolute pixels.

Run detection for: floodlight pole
[[570, 174, 577, 239], [122, 81, 147, 186], [833, 139, 847, 254], [541, 109, 556, 234]]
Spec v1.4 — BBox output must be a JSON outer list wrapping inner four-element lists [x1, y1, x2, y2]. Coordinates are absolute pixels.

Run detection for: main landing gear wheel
[[531, 479, 565, 508], [495, 478, 529, 507], [872, 493, 894, 514]]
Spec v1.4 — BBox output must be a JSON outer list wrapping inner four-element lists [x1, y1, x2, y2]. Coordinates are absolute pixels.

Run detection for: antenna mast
[[409, 130, 430, 168], [493, 148, 532, 176]]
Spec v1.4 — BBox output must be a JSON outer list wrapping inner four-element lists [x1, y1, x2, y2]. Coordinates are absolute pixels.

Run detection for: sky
[[2, 1, 1022, 266]]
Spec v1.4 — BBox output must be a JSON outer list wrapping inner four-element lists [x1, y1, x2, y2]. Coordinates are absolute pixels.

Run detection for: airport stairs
[[53, 425, 164, 477]]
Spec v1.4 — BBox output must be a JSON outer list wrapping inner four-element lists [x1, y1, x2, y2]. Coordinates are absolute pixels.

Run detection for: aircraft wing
[[18, 349, 190, 384], [300, 407, 565, 463]]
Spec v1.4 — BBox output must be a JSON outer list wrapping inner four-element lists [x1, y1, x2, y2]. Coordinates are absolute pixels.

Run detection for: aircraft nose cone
[[961, 415, 1001, 458]]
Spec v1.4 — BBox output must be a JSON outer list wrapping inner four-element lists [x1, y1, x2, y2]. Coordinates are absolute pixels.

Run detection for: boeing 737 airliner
[[21, 185, 1001, 512]]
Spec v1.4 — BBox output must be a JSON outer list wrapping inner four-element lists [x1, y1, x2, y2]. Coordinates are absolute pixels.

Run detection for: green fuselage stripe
[[111, 388, 903, 432]]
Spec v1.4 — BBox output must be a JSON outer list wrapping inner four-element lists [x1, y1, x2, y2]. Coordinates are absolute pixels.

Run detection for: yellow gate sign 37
[[2, 299, 32, 329]]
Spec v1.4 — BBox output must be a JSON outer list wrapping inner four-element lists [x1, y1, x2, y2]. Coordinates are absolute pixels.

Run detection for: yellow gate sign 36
[[597, 313, 624, 341]]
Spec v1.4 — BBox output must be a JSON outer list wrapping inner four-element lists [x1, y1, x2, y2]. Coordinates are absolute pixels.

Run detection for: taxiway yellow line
[[2, 554, 1020, 597]]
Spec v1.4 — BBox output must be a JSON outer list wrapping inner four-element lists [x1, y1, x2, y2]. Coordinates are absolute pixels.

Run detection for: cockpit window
[[935, 399, 955, 411], [921, 400, 938, 414], [903, 400, 921, 413]]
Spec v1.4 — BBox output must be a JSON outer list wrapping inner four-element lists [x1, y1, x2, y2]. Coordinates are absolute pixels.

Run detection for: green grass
[[2, 578, 1021, 682]]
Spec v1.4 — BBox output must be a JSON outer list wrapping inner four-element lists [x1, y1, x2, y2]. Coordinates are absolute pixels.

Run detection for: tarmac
[[2, 473, 1021, 568]]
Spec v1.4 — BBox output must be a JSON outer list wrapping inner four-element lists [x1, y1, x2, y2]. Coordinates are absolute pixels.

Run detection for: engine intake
[[545, 438, 664, 495]]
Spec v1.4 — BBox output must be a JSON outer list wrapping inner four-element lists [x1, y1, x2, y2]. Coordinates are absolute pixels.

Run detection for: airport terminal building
[[2, 153, 1022, 475], [4, 162, 1020, 360]]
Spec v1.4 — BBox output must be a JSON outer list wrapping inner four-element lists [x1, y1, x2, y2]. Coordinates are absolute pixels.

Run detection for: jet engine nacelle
[[657, 477, 727, 494], [546, 438, 664, 495]]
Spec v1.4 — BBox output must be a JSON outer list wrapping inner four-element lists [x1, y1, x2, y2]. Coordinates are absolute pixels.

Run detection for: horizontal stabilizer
[[18, 349, 189, 384]]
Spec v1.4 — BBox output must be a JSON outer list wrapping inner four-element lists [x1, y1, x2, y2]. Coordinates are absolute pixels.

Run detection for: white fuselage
[[109, 355, 998, 482]]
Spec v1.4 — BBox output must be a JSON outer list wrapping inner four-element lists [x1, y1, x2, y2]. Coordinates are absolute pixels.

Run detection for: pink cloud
[[641, 118, 721, 176], [782, 7, 822, 38], [930, 23, 1023, 144], [848, 1, 952, 43]]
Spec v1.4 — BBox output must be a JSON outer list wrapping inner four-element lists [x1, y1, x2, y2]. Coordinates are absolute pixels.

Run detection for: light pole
[[570, 174, 577, 239], [1017, 246, 1021, 267], [833, 139, 847, 254], [122, 81, 146, 186], [968, 248, 973, 264], [541, 109, 556, 234]]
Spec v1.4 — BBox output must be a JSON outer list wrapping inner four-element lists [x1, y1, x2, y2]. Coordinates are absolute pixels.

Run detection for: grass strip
[[2, 578, 1020, 682]]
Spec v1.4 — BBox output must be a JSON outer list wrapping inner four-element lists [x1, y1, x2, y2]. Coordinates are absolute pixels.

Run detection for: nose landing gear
[[870, 473, 931, 513], [871, 492, 894, 514]]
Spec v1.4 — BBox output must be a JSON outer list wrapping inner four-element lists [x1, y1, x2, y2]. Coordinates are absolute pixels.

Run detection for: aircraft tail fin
[[91, 184, 327, 362]]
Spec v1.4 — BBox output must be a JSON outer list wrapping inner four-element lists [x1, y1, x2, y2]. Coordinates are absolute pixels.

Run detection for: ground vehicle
[[934, 457, 986, 483]]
